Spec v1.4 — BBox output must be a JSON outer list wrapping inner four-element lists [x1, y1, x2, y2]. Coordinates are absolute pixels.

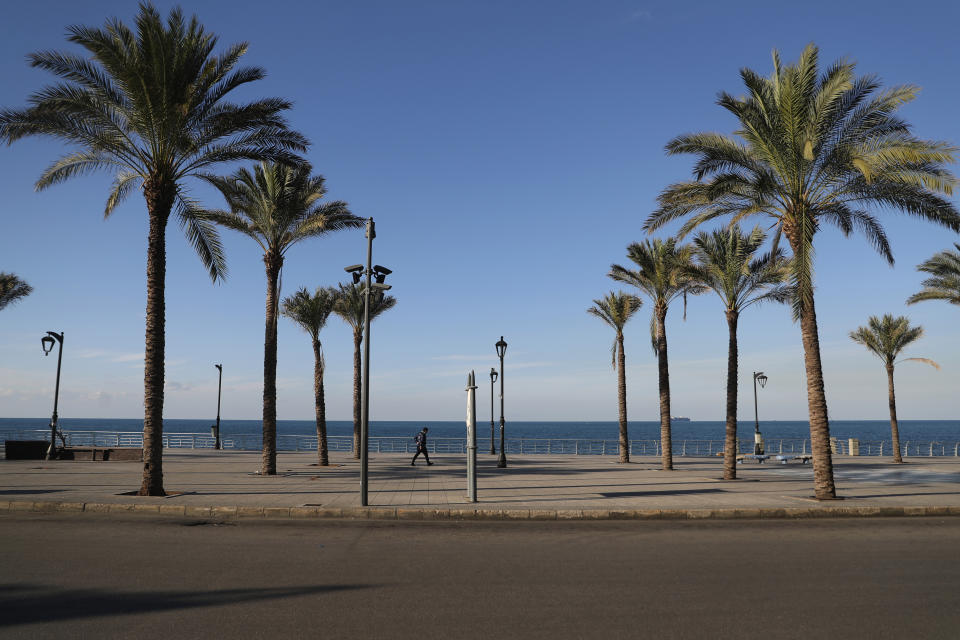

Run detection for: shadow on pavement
[[0, 583, 378, 627]]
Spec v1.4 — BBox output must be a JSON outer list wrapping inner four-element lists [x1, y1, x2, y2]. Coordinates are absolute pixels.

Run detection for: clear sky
[[1, 0, 958, 423]]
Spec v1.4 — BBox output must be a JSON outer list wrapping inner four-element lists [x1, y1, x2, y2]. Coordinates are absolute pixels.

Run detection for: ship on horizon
[[672, 416, 691, 422]]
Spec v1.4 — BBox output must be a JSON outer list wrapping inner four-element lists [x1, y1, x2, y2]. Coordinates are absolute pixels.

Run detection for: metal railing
[[2, 429, 959, 458]]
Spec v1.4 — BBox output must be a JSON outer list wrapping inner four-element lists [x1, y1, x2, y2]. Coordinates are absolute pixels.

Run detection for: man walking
[[411, 427, 433, 466]]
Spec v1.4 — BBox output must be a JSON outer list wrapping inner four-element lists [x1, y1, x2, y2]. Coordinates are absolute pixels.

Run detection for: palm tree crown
[[587, 291, 643, 368], [282, 286, 339, 340], [610, 237, 702, 348], [907, 243, 960, 306], [202, 162, 360, 258], [0, 273, 33, 311], [0, 2, 308, 280], [849, 314, 938, 370], [648, 43, 959, 316], [689, 225, 790, 314]]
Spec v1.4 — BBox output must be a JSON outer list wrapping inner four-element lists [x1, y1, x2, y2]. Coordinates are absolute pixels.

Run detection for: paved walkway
[[2, 450, 960, 519]]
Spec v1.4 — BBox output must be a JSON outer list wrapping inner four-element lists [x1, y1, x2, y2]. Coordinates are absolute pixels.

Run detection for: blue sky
[[1, 0, 958, 423]]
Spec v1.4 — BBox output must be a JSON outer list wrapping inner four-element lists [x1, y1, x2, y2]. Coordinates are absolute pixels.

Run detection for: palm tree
[[689, 226, 790, 480], [850, 315, 939, 463], [0, 273, 33, 311], [281, 286, 340, 466], [0, 4, 307, 495], [333, 282, 396, 459], [646, 44, 959, 499], [587, 291, 643, 463], [907, 244, 960, 306], [202, 162, 362, 475], [610, 238, 702, 471]]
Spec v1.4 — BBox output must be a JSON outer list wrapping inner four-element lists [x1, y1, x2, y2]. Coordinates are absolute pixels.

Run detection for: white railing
[[3, 429, 960, 458]]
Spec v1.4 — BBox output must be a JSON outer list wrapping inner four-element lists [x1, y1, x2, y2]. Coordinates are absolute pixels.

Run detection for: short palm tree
[[647, 44, 959, 499], [333, 282, 396, 458], [588, 291, 643, 463], [281, 286, 340, 466], [202, 162, 362, 475], [0, 273, 33, 311], [850, 315, 939, 463], [610, 238, 702, 471], [0, 4, 307, 495], [689, 226, 790, 480], [907, 244, 960, 306]]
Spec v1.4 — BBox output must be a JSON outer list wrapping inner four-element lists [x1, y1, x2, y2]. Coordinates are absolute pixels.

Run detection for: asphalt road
[[1, 513, 958, 639]]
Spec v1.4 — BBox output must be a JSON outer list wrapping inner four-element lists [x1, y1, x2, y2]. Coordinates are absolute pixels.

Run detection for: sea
[[2, 417, 958, 443]]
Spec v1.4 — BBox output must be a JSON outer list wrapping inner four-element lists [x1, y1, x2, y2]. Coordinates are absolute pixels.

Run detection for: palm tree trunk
[[313, 338, 329, 466], [797, 296, 837, 499], [723, 310, 738, 480], [352, 330, 362, 460], [616, 333, 629, 463], [887, 364, 903, 464], [261, 253, 282, 476], [139, 184, 172, 496], [656, 307, 673, 471]]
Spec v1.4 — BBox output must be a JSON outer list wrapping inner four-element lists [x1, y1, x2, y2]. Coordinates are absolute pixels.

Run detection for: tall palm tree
[[646, 44, 959, 499], [907, 244, 960, 306], [333, 282, 396, 459], [689, 226, 790, 480], [0, 4, 306, 495], [850, 315, 939, 463], [281, 286, 340, 466], [588, 291, 643, 463], [0, 273, 33, 311], [610, 238, 702, 471], [202, 162, 362, 475]]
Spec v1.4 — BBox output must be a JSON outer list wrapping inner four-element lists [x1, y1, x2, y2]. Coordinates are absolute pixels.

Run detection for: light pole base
[[497, 452, 507, 468]]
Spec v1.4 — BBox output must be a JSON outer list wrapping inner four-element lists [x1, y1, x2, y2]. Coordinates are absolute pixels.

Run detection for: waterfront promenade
[[2, 450, 960, 519]]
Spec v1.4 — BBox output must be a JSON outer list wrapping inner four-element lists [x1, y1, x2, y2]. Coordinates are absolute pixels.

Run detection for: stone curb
[[2, 500, 960, 521]]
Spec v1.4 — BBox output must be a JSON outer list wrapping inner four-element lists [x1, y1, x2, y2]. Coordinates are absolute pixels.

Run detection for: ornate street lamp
[[345, 218, 392, 506], [212, 364, 223, 450], [753, 371, 768, 455], [40, 331, 64, 460], [489, 367, 498, 455], [496, 336, 508, 468]]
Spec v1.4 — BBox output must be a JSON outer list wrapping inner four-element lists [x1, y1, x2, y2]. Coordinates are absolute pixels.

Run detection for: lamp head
[[41, 335, 55, 356], [756, 372, 768, 388], [495, 336, 507, 359], [215, 364, 222, 372], [490, 367, 498, 382]]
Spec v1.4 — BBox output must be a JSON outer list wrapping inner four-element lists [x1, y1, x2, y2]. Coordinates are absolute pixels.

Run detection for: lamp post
[[345, 218, 392, 506], [495, 336, 507, 468], [213, 364, 223, 450], [752, 371, 768, 455], [489, 367, 498, 455], [40, 331, 64, 460]]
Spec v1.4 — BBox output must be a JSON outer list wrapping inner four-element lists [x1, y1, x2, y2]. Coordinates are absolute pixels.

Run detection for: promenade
[[3, 449, 960, 519]]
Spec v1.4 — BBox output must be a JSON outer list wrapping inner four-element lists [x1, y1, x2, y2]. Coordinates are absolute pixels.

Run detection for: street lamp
[[495, 336, 507, 468], [753, 371, 768, 455], [345, 218, 392, 506], [489, 367, 498, 455], [40, 331, 64, 460], [212, 364, 223, 450]]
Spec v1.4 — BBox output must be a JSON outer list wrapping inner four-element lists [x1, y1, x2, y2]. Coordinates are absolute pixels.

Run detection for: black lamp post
[[753, 371, 768, 455], [489, 367, 498, 455], [213, 364, 223, 450], [345, 218, 392, 507], [495, 336, 507, 468], [40, 331, 64, 460]]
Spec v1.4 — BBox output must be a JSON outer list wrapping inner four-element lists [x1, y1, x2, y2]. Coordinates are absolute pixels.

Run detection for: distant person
[[411, 427, 433, 466]]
